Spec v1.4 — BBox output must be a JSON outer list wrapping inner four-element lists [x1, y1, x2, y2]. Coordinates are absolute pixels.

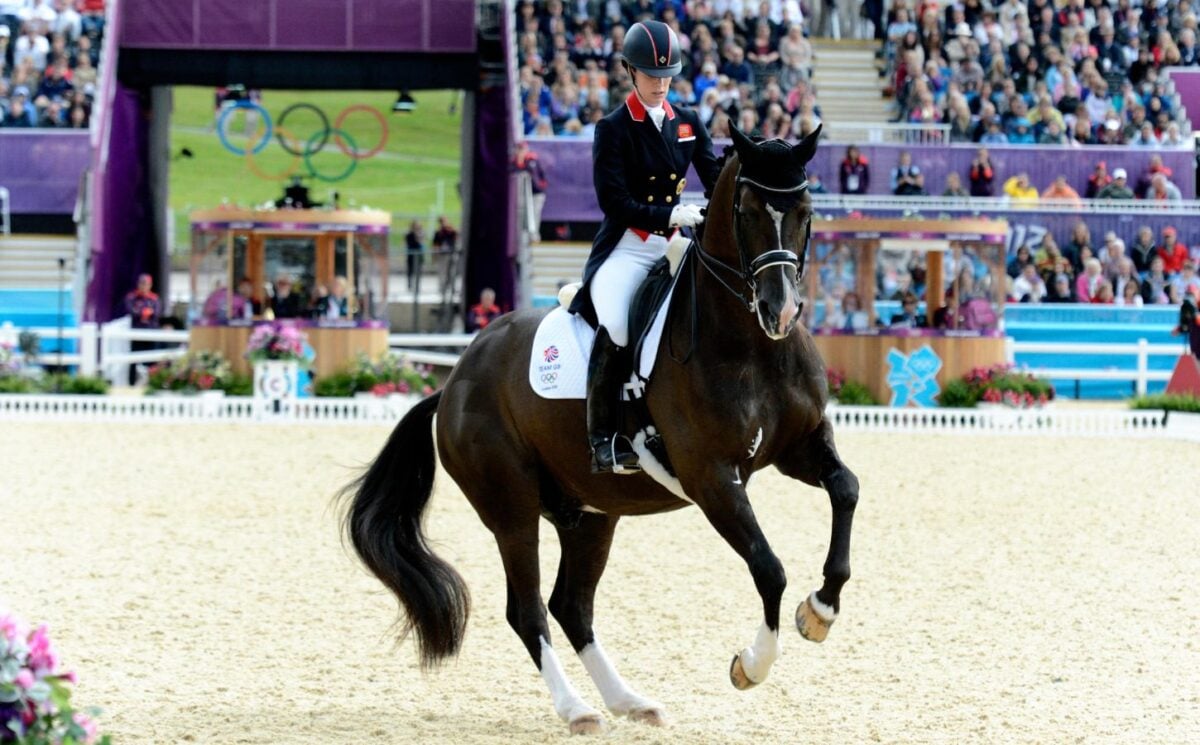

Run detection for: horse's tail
[[340, 390, 469, 669]]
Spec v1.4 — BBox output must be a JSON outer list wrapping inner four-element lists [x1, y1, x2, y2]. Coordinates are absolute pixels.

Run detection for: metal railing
[[820, 123, 952, 144], [809, 193, 1200, 214], [0, 186, 9, 235], [1007, 338, 1181, 397]]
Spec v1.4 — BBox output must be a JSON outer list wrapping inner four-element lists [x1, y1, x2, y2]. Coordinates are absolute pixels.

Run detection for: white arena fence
[[0, 319, 1183, 399], [0, 394, 1197, 443]]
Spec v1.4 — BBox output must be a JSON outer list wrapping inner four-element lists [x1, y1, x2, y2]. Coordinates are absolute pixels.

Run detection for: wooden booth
[[808, 218, 1009, 406], [188, 208, 392, 378]]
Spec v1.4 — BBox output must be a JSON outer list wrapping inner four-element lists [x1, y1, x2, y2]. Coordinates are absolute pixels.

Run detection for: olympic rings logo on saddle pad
[[216, 100, 389, 183]]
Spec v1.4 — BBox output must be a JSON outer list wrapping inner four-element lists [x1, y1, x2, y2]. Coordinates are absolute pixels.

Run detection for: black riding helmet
[[622, 20, 682, 78]]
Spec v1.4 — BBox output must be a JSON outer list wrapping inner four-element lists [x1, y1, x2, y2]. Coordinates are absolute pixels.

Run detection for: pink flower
[[74, 712, 100, 744], [27, 624, 58, 674], [14, 669, 34, 689], [0, 613, 28, 643], [422, 384, 434, 395], [396, 381, 410, 394]]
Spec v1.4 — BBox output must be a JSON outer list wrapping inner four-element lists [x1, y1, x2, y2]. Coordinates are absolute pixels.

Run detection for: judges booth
[[808, 218, 1010, 406], [188, 208, 392, 378]]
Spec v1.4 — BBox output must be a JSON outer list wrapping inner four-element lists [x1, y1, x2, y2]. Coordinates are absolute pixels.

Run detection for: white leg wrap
[[807, 590, 838, 621], [579, 639, 661, 716], [539, 637, 600, 723], [737, 622, 782, 684]]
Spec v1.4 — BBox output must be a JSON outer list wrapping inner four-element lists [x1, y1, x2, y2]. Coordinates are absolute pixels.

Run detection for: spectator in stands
[[1012, 263, 1047, 303], [1129, 225, 1157, 275], [1142, 256, 1171, 304], [890, 150, 926, 196], [1045, 273, 1075, 303], [968, 148, 995, 197], [1112, 258, 1143, 300], [1041, 175, 1082, 206], [1093, 280, 1116, 304], [514, 140, 547, 243], [1076, 257, 1105, 303], [1, 86, 33, 127], [1007, 244, 1035, 279], [1171, 260, 1200, 300], [1063, 221, 1092, 273], [1129, 121, 1160, 147], [777, 24, 812, 89], [1157, 226, 1188, 274], [123, 274, 160, 384], [234, 277, 260, 321], [1002, 172, 1038, 205], [942, 172, 968, 197], [889, 291, 926, 328], [466, 287, 503, 332], [1085, 161, 1113, 198], [839, 145, 870, 194], [1116, 278, 1144, 307], [314, 276, 350, 320], [1145, 172, 1182, 201], [1100, 234, 1127, 281], [808, 171, 828, 194], [1095, 167, 1135, 200], [270, 274, 303, 319]]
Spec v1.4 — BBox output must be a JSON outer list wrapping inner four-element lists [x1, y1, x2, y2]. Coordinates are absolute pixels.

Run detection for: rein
[[669, 167, 812, 364], [693, 166, 812, 313]]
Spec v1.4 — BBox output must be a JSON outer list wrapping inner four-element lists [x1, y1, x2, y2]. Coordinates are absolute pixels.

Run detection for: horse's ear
[[729, 125, 755, 160], [793, 123, 822, 166]]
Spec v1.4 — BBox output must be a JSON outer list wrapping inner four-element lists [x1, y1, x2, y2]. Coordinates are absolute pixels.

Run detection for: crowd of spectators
[[517, 0, 819, 139], [0, 0, 104, 129], [886, 0, 1193, 147]]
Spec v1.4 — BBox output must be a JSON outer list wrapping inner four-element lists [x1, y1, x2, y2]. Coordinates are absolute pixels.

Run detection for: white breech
[[590, 229, 672, 347]]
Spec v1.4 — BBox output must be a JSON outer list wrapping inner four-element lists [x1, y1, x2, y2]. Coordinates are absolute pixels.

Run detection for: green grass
[[168, 86, 463, 254]]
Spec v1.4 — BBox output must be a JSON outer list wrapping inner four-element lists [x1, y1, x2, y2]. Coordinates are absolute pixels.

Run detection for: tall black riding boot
[[586, 326, 640, 475]]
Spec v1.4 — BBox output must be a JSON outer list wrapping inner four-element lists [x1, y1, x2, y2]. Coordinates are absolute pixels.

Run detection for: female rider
[[568, 20, 722, 474]]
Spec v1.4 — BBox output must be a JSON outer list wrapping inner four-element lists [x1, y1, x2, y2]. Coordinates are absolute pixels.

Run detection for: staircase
[[528, 242, 589, 303], [810, 39, 891, 134], [0, 234, 77, 289]]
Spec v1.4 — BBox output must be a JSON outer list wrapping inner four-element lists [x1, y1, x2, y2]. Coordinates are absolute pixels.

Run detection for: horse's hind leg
[[494, 524, 607, 735], [547, 513, 667, 727], [776, 417, 859, 642]]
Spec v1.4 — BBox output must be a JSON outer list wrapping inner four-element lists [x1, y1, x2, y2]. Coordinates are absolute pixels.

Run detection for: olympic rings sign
[[216, 101, 389, 183]]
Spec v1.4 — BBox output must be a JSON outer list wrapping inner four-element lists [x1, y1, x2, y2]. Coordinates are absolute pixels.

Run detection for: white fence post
[[79, 322, 98, 377], [1136, 338, 1149, 397]]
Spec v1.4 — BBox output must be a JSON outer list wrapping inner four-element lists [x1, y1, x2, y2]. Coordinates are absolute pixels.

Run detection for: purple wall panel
[[197, 0, 270, 47], [351, 0, 423, 49], [0, 133, 90, 214], [532, 139, 1197, 222], [121, 2, 194, 46], [120, 0, 474, 52], [1166, 67, 1200, 127], [281, 0, 349, 48]]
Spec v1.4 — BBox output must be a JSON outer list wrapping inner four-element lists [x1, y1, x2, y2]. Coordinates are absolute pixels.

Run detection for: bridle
[[693, 165, 812, 313]]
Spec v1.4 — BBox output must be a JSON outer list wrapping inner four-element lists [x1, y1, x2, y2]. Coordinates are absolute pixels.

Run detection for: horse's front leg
[[776, 417, 859, 643], [689, 467, 787, 690]]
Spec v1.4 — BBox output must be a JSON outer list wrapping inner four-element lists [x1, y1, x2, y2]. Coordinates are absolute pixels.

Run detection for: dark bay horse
[[343, 125, 859, 735]]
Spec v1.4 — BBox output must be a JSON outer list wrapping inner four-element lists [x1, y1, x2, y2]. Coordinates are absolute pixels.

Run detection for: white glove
[[669, 204, 705, 228]]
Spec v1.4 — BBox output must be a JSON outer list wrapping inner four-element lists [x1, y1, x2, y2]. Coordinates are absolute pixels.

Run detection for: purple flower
[[27, 625, 57, 674]]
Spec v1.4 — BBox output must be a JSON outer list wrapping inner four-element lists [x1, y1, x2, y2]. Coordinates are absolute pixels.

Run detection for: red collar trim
[[624, 92, 677, 122]]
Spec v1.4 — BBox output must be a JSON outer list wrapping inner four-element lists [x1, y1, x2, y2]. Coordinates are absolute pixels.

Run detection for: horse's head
[[725, 124, 820, 340]]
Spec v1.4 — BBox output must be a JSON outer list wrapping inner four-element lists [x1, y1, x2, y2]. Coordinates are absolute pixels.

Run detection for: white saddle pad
[[529, 273, 680, 400]]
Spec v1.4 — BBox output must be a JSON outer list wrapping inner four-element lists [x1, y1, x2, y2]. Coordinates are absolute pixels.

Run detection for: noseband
[[694, 167, 811, 312]]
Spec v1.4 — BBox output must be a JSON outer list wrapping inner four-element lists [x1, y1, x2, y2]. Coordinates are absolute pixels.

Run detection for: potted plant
[[245, 322, 312, 400]]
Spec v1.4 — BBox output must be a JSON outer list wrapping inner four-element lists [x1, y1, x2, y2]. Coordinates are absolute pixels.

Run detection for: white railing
[[809, 193, 1200, 214], [1, 393, 1197, 442], [98, 316, 189, 382], [821, 123, 952, 144], [1007, 338, 1180, 397], [388, 332, 475, 367], [0, 321, 98, 376]]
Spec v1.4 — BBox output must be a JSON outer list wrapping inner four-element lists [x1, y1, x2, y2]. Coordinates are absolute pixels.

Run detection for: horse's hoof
[[568, 713, 606, 736], [796, 595, 834, 643], [729, 653, 759, 690], [628, 706, 668, 727]]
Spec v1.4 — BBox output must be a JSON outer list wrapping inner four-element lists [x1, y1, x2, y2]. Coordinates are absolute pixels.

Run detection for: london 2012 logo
[[543, 346, 559, 363]]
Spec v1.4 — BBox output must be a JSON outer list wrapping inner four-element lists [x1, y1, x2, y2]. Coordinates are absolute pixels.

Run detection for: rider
[[568, 20, 722, 474]]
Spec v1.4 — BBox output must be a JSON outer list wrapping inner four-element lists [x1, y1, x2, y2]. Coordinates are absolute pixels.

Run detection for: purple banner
[[119, 0, 476, 52], [0, 132, 90, 214], [192, 220, 389, 233], [530, 139, 1196, 223], [1166, 67, 1200, 129]]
